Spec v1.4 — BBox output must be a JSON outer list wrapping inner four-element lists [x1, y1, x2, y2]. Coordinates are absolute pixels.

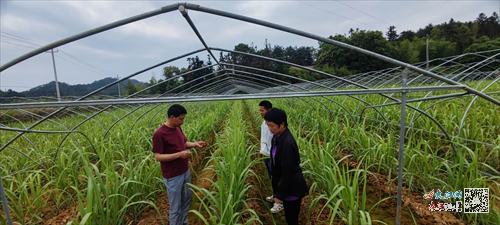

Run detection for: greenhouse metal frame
[[1, 3, 499, 225]]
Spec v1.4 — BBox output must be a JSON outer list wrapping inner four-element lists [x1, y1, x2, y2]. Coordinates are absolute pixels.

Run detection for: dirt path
[[241, 100, 289, 225]]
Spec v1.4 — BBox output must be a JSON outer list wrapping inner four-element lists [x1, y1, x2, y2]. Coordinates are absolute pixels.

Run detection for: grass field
[[1, 79, 499, 224]]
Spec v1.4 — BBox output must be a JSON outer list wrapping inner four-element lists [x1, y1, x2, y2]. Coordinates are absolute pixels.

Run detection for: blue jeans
[[264, 158, 272, 179], [163, 169, 191, 225]]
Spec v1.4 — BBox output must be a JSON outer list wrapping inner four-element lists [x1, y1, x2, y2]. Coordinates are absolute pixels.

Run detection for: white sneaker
[[265, 196, 274, 203], [270, 203, 284, 213]]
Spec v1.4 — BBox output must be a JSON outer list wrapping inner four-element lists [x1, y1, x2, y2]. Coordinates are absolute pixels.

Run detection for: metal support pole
[[396, 69, 408, 225], [0, 176, 13, 225], [50, 49, 61, 101], [117, 75, 121, 98], [426, 34, 430, 70]]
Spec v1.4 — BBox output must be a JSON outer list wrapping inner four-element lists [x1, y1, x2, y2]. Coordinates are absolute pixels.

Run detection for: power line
[[334, 0, 393, 26], [1, 34, 43, 48], [1, 32, 118, 78], [0, 32, 47, 45], [54, 54, 116, 77], [1, 40, 112, 77], [59, 50, 116, 76], [295, 0, 375, 29], [0, 40, 37, 49], [1, 40, 116, 78]]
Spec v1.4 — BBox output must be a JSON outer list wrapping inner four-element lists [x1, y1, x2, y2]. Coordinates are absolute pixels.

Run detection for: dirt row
[[241, 100, 288, 225]]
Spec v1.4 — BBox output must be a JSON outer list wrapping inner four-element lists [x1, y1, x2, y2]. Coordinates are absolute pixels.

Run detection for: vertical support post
[[117, 75, 121, 98], [50, 49, 61, 101], [426, 34, 430, 70], [0, 176, 13, 225], [396, 68, 408, 225]]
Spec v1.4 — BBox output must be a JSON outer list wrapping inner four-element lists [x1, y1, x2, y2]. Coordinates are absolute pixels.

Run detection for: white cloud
[[235, 1, 292, 21], [60, 1, 148, 25], [59, 1, 188, 41], [63, 43, 125, 59], [0, 14, 53, 33], [119, 20, 185, 40]]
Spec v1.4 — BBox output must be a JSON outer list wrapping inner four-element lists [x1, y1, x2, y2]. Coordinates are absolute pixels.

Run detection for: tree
[[272, 45, 285, 59], [476, 13, 488, 38], [232, 43, 257, 67], [414, 37, 456, 62], [486, 12, 500, 39], [472, 12, 500, 40], [444, 18, 458, 40], [148, 73, 161, 95], [464, 37, 500, 53], [416, 23, 434, 38], [455, 24, 473, 53], [253, 39, 273, 72], [430, 27, 444, 40], [284, 46, 296, 63], [397, 39, 419, 63], [386, 25, 399, 41], [0, 89, 24, 97], [163, 66, 181, 92], [126, 79, 137, 95], [316, 30, 397, 73], [295, 46, 316, 66], [316, 34, 349, 68], [398, 30, 416, 41], [185, 55, 214, 91], [471, 23, 479, 42], [476, 35, 491, 43], [461, 37, 500, 68], [218, 52, 232, 75]]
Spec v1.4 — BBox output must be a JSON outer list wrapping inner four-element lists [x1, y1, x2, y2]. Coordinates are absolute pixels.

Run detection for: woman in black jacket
[[265, 108, 308, 225]]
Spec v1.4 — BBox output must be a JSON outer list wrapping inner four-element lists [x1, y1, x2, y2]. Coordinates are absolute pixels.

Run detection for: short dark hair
[[264, 107, 287, 127], [168, 104, 187, 118], [259, 100, 272, 110]]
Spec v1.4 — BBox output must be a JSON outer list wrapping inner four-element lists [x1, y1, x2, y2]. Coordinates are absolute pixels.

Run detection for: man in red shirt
[[152, 104, 206, 225]]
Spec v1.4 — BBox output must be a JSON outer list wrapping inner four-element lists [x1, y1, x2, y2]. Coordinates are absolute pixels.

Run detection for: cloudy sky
[[1, 0, 498, 92]]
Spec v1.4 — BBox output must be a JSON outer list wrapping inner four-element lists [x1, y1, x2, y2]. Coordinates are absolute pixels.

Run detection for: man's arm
[[154, 151, 191, 162], [186, 141, 207, 149]]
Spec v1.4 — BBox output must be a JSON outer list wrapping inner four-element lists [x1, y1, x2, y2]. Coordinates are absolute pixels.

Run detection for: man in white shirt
[[258, 100, 283, 213]]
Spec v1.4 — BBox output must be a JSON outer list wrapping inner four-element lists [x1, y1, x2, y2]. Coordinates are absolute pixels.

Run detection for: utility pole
[[47, 49, 61, 101], [426, 34, 430, 70], [117, 75, 121, 98]]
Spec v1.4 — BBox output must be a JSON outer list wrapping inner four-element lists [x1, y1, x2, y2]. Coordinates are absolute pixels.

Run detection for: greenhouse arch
[[1, 2, 499, 225]]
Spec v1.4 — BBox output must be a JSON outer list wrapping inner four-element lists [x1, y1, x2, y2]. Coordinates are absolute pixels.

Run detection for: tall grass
[[0, 102, 229, 224], [189, 100, 261, 224], [246, 89, 499, 224]]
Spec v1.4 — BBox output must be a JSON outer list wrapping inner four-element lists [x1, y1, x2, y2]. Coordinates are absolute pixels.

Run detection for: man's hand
[[275, 198, 283, 204], [178, 150, 192, 159], [194, 141, 207, 148], [186, 141, 207, 149], [258, 152, 262, 158]]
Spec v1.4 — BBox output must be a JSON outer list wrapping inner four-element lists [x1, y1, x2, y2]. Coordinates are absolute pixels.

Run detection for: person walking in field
[[258, 101, 283, 213], [152, 104, 207, 225], [265, 108, 308, 225]]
